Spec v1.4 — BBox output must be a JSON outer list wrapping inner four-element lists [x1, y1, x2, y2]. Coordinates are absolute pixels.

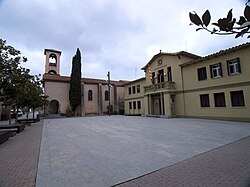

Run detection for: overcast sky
[[0, 0, 248, 81]]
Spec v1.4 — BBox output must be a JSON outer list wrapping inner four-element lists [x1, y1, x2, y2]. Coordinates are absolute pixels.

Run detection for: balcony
[[144, 81, 175, 93]]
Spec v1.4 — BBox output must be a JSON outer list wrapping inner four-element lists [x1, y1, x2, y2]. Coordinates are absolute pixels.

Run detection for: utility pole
[[107, 71, 111, 116]]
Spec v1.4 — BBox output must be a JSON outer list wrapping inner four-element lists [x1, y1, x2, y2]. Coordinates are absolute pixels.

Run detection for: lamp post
[[107, 71, 110, 116]]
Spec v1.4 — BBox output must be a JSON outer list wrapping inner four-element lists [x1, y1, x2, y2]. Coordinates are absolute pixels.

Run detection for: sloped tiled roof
[[141, 51, 201, 70], [44, 49, 62, 55], [43, 74, 128, 86], [123, 77, 146, 86], [180, 42, 250, 67]]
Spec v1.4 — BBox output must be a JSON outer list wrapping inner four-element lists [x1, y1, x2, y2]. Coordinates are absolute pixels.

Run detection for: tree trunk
[[33, 108, 35, 119], [8, 106, 11, 125]]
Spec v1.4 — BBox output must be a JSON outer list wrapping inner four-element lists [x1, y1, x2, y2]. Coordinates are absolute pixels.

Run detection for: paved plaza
[[35, 116, 250, 187]]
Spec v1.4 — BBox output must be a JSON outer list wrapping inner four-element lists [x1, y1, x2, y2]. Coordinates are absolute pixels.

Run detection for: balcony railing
[[144, 81, 175, 93]]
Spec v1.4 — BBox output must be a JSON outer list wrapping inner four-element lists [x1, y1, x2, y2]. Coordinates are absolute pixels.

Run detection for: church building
[[43, 49, 127, 116]]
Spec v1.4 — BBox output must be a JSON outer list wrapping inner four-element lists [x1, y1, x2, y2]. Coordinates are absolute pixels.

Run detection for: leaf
[[235, 32, 242, 38], [244, 5, 250, 21], [241, 21, 250, 28], [202, 10, 211, 27], [235, 28, 249, 38], [227, 9, 233, 22], [237, 16, 247, 25], [218, 18, 229, 31], [189, 12, 203, 26], [229, 18, 236, 30], [242, 27, 250, 33]]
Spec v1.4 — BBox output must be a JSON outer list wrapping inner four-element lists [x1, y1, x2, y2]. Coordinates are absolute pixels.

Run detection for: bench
[[0, 124, 25, 133], [0, 130, 13, 144], [17, 118, 37, 124]]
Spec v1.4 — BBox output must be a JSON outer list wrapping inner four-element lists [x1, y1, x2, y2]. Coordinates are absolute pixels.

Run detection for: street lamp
[[107, 71, 110, 116]]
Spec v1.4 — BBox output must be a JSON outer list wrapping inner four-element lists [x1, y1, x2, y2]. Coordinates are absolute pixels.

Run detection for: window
[[49, 53, 57, 66], [230, 90, 245, 107], [214, 92, 226, 107], [132, 86, 136, 94], [197, 67, 207, 81], [129, 102, 132, 109], [137, 85, 140, 93], [88, 90, 93, 101], [152, 72, 155, 84], [133, 101, 136, 109], [137, 101, 141, 109], [210, 63, 222, 78], [167, 67, 172, 81], [105, 90, 109, 101], [200, 94, 210, 107], [157, 69, 164, 83], [129, 87, 131, 95], [227, 58, 241, 75]]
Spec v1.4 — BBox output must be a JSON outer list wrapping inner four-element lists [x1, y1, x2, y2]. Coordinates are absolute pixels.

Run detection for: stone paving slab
[[113, 135, 250, 187], [0, 121, 43, 187], [36, 116, 250, 187]]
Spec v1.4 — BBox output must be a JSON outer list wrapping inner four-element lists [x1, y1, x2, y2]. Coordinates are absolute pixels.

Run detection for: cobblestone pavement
[[113, 135, 250, 187], [0, 121, 43, 187]]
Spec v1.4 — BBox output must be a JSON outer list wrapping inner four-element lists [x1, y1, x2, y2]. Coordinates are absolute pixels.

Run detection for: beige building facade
[[43, 49, 127, 116], [124, 43, 250, 122]]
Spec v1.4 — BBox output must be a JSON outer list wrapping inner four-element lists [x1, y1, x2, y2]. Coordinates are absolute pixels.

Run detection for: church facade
[[43, 49, 127, 116], [124, 43, 250, 122]]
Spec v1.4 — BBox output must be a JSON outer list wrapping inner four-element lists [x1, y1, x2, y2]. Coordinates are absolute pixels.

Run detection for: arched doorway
[[49, 100, 59, 114]]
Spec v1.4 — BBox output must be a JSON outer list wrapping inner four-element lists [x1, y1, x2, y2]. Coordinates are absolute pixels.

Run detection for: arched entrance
[[49, 100, 59, 114]]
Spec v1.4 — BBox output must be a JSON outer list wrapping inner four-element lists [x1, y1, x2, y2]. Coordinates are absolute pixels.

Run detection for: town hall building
[[124, 43, 250, 122]]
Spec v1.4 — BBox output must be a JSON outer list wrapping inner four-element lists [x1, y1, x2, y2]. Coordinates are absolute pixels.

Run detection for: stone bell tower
[[44, 49, 62, 75]]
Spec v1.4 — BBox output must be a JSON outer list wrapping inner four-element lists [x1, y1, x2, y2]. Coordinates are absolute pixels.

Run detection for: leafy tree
[[189, 1, 250, 38], [69, 48, 82, 114], [0, 38, 48, 123], [0, 39, 28, 124], [16, 74, 48, 119]]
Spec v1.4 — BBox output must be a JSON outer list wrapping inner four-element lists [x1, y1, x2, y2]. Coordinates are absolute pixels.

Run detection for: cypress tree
[[69, 48, 82, 113]]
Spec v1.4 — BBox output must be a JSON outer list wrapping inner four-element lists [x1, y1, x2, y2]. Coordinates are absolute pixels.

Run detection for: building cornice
[[43, 73, 128, 86], [44, 49, 62, 55], [141, 51, 201, 70], [180, 42, 250, 67], [123, 77, 145, 86]]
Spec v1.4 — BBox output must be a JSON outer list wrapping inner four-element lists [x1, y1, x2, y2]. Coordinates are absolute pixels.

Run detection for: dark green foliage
[[69, 48, 82, 112], [202, 10, 211, 27], [244, 5, 250, 21], [189, 11, 202, 26], [189, 1, 250, 38], [0, 38, 48, 123]]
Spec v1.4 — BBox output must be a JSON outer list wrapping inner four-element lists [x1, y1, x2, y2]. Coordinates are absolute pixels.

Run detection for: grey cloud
[[0, 0, 248, 81]]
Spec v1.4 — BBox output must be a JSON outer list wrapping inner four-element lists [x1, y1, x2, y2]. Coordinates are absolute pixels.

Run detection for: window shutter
[[210, 65, 213, 78], [226, 61, 230, 75], [197, 69, 200, 81], [237, 57, 241, 73], [219, 62, 223, 77]]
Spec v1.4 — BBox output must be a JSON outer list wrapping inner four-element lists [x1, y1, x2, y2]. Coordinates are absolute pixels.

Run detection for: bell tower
[[44, 49, 62, 75]]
